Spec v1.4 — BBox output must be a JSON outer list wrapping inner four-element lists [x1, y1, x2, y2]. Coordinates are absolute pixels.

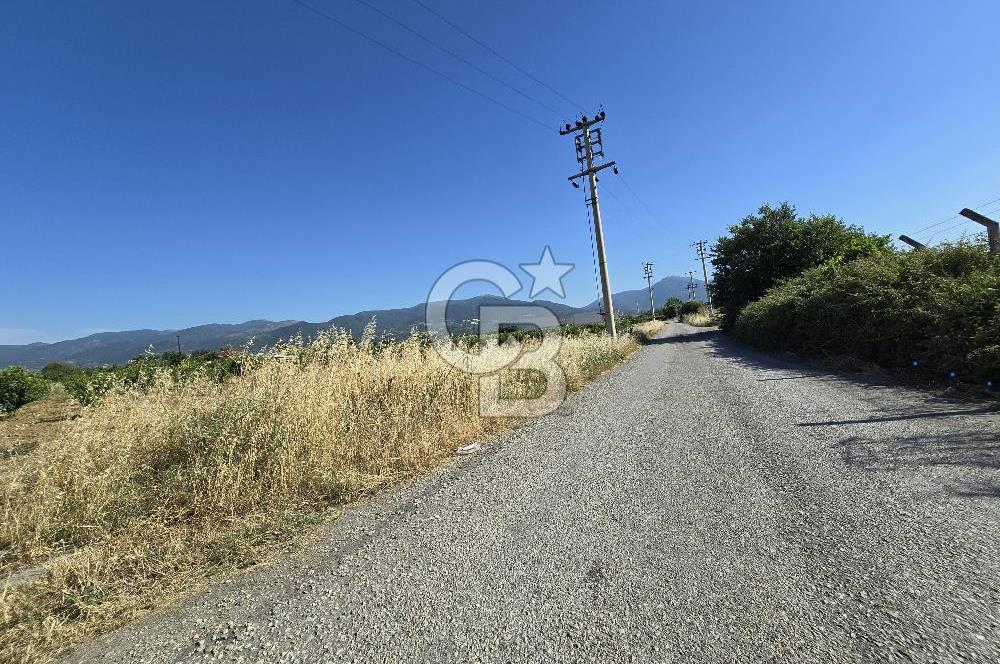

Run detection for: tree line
[[710, 202, 998, 387]]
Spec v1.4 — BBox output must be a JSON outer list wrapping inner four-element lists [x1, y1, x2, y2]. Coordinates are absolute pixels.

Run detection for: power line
[[348, 0, 566, 120], [601, 183, 658, 235], [617, 173, 662, 227], [583, 183, 602, 308], [920, 202, 1000, 243], [912, 194, 1000, 235], [923, 218, 975, 242], [290, 0, 552, 131], [600, 183, 639, 219], [410, 0, 586, 113]]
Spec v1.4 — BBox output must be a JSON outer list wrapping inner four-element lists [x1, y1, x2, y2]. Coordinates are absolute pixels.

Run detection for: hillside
[[0, 296, 590, 369], [1, 278, 697, 369], [584, 275, 708, 313], [0, 321, 296, 370]]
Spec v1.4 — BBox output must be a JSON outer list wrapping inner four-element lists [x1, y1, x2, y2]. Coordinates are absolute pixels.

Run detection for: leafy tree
[[40, 362, 80, 382], [662, 297, 684, 319], [0, 366, 49, 413], [710, 202, 891, 327], [680, 300, 704, 315]]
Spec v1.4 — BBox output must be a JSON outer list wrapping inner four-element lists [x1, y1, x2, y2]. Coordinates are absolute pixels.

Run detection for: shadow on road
[[947, 481, 1000, 499], [834, 430, 1000, 474], [798, 407, 998, 426], [662, 325, 1000, 498], [647, 329, 718, 345]]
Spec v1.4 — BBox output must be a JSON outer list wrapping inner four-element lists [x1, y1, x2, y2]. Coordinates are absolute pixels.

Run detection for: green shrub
[[680, 300, 704, 315], [662, 297, 684, 319], [732, 241, 999, 383], [711, 202, 892, 327], [39, 362, 80, 382], [0, 366, 49, 413], [48, 351, 245, 406]]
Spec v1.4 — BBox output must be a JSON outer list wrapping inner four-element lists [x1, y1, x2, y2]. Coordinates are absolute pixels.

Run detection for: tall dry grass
[[0, 322, 661, 663]]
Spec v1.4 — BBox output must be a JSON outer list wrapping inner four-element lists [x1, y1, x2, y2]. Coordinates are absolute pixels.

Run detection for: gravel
[[74, 324, 1000, 663]]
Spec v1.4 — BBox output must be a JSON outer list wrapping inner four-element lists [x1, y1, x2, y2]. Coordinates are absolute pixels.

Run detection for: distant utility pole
[[898, 234, 928, 251], [562, 110, 618, 337], [692, 240, 713, 313], [176, 335, 181, 354], [643, 262, 656, 319], [960, 208, 999, 255], [687, 271, 697, 301]]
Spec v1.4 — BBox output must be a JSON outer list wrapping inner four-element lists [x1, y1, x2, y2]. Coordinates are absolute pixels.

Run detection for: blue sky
[[3, 0, 998, 343]]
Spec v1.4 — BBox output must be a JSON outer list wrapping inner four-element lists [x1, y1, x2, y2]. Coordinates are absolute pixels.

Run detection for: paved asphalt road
[[76, 324, 1000, 663]]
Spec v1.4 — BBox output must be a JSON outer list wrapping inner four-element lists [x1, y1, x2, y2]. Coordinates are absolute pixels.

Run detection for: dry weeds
[[0, 322, 662, 663]]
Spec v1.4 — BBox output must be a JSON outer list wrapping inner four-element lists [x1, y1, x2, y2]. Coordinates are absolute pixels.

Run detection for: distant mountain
[[585, 276, 708, 314], [0, 320, 297, 370], [0, 296, 598, 370]]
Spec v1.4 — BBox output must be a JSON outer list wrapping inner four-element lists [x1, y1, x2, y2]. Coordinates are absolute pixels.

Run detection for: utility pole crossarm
[[559, 113, 607, 135], [959, 208, 999, 255], [567, 161, 616, 182]]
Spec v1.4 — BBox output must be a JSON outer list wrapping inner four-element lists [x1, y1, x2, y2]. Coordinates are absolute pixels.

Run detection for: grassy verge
[[678, 303, 718, 327], [680, 312, 715, 327], [0, 321, 662, 663]]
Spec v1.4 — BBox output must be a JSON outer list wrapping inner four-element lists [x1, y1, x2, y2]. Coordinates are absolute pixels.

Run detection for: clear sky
[[3, 0, 998, 343]]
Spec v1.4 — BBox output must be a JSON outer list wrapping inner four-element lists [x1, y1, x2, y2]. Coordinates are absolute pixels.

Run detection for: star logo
[[520, 246, 574, 299]]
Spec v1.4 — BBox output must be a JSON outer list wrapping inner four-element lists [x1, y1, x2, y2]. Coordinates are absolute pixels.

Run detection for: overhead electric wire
[[583, 184, 603, 308], [918, 199, 1000, 243], [410, 0, 586, 113], [290, 0, 553, 131], [617, 172, 662, 227], [601, 183, 662, 237], [347, 0, 566, 120], [912, 194, 1000, 235], [923, 219, 973, 242]]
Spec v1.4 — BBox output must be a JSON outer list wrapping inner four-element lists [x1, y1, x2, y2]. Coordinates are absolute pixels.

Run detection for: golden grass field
[[0, 321, 663, 663]]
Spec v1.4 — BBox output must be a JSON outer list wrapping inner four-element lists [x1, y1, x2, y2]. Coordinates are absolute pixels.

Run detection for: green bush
[[680, 300, 704, 315], [711, 202, 892, 328], [46, 350, 244, 406], [0, 366, 49, 413], [661, 297, 684, 319], [732, 241, 999, 383]]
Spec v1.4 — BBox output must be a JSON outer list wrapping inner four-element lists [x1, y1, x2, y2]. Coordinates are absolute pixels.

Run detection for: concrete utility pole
[[960, 208, 999, 255], [692, 240, 714, 313], [687, 271, 697, 301], [898, 234, 928, 251], [643, 262, 656, 319], [562, 110, 618, 337]]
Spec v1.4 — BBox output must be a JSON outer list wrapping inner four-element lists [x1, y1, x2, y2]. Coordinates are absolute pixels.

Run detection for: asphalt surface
[[75, 324, 1000, 663]]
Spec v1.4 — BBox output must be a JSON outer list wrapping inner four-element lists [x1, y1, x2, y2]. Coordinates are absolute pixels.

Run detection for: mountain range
[[584, 275, 708, 312], [1, 277, 704, 369]]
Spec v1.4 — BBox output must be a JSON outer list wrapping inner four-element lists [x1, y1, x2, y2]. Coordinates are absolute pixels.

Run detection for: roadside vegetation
[[0, 320, 662, 663], [677, 301, 717, 327], [0, 367, 49, 415], [712, 202, 998, 387], [712, 203, 892, 329]]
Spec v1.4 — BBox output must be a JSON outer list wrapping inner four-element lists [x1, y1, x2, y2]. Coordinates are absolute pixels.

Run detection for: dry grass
[[0, 322, 662, 663], [680, 311, 717, 327], [0, 388, 78, 461]]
